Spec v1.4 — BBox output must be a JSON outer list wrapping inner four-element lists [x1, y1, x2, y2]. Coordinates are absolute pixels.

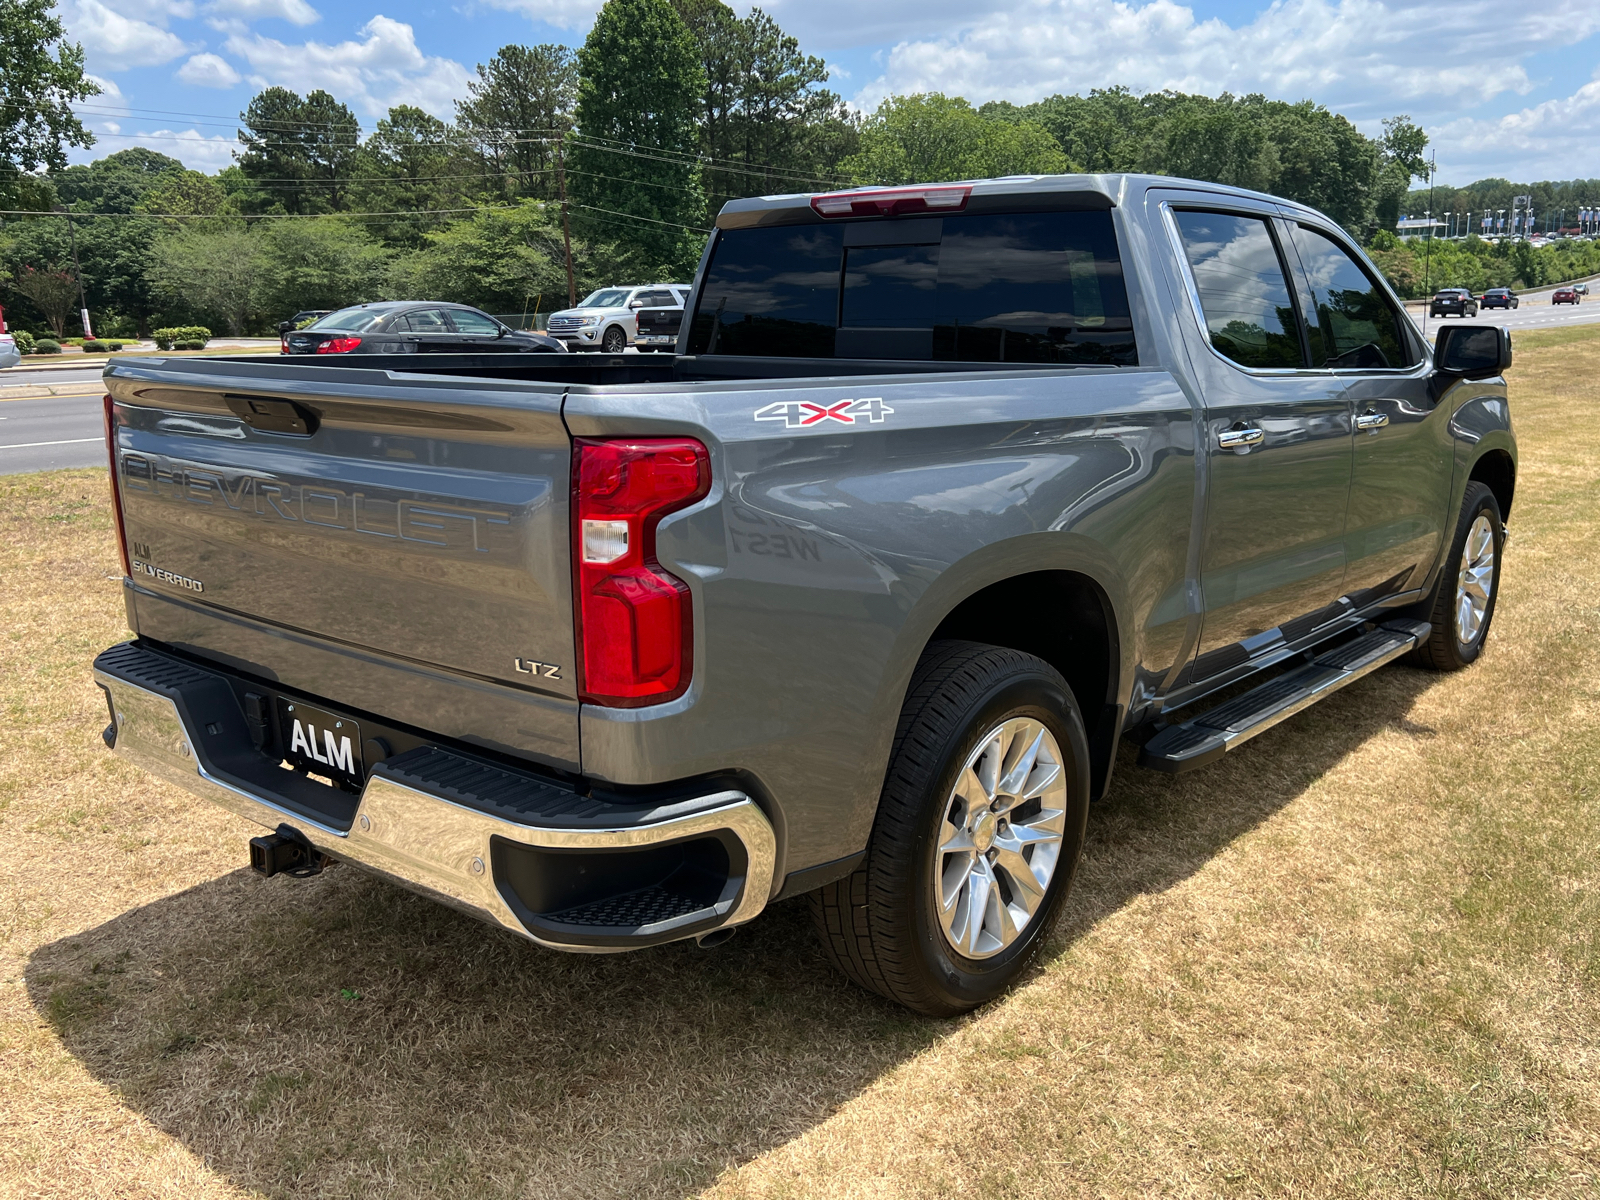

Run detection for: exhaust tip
[[694, 926, 737, 949]]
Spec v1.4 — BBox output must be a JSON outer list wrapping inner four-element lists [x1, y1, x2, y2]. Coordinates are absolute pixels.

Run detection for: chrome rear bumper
[[94, 643, 776, 952]]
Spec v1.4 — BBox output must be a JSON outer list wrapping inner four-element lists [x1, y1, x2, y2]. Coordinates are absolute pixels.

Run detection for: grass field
[[2, 328, 1598, 1199]]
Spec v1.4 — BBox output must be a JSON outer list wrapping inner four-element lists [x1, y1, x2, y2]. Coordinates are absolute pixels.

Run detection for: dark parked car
[[1552, 287, 1581, 305], [277, 310, 331, 334], [282, 302, 566, 355], [1430, 288, 1478, 318], [634, 301, 684, 351], [1480, 288, 1519, 310]]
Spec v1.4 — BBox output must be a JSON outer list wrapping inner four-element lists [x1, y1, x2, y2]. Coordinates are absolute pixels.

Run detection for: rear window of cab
[[687, 210, 1137, 366]]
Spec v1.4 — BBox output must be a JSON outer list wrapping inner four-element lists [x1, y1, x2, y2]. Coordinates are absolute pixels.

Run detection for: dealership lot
[[0, 324, 1596, 1197]]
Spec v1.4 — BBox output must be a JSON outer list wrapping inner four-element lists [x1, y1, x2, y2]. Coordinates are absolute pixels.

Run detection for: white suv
[[546, 284, 690, 353]]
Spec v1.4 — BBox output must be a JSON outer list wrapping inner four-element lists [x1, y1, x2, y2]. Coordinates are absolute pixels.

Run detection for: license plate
[[279, 698, 363, 787]]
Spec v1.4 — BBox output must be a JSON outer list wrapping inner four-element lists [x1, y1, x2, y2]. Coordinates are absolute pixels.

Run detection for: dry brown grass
[[3, 330, 1599, 1199]]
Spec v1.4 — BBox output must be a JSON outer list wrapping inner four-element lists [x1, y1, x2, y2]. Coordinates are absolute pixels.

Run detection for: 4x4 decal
[[755, 397, 894, 428]]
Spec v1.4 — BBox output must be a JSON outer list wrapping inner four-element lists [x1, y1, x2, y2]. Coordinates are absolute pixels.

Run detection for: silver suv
[[546, 284, 690, 353]]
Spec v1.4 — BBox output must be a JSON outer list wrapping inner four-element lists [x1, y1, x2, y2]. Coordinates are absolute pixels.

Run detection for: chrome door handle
[[1218, 425, 1265, 450], [1356, 411, 1390, 431]]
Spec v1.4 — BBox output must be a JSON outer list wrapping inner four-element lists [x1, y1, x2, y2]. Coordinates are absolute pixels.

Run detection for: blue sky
[[59, 0, 1600, 185]]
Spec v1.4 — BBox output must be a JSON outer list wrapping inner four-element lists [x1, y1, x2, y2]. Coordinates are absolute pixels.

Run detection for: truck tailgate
[[105, 359, 578, 767]]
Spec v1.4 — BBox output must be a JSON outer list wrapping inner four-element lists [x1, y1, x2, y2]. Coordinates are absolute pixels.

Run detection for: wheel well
[[1470, 449, 1515, 522], [928, 570, 1120, 797]]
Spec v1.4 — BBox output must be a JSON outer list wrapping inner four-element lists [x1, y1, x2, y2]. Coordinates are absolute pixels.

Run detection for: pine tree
[[569, 0, 707, 276]]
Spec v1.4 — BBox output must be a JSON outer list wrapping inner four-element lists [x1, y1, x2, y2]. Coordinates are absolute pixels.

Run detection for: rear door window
[[402, 309, 453, 333], [1289, 225, 1418, 369], [687, 209, 1136, 365], [1172, 210, 1305, 370]]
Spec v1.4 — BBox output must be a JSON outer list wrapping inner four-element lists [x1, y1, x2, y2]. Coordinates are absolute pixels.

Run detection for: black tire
[[602, 326, 627, 354], [810, 641, 1091, 1016], [1411, 481, 1504, 671]]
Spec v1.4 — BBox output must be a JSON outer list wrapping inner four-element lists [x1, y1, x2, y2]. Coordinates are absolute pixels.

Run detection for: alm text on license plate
[[279, 698, 363, 787]]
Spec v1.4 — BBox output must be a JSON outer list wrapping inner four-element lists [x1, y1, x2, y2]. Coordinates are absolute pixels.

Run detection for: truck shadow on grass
[[27, 665, 1438, 1200]]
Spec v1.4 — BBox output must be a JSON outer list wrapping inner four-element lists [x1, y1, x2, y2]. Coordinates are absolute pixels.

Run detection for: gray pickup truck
[[93, 175, 1515, 1016]]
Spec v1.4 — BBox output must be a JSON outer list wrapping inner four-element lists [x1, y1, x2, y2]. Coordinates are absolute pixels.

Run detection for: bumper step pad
[[1139, 619, 1432, 773]]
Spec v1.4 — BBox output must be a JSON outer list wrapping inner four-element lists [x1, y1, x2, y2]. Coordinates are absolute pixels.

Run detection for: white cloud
[[88, 128, 238, 172], [210, 0, 319, 25], [223, 15, 472, 119], [1431, 69, 1600, 181], [59, 0, 193, 71], [84, 74, 123, 99], [845, 0, 1600, 126], [480, 0, 606, 33], [177, 52, 244, 87]]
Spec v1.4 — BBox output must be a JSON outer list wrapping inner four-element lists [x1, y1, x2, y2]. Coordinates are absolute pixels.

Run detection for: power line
[[0, 203, 530, 222], [571, 203, 710, 233], [74, 101, 851, 185]]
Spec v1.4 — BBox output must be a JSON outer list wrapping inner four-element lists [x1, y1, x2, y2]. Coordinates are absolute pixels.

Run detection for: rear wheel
[[810, 641, 1091, 1016], [602, 326, 627, 354], [1411, 481, 1504, 671]]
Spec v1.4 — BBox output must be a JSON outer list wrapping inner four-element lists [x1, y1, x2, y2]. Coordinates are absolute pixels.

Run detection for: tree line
[[0, 0, 1468, 338]]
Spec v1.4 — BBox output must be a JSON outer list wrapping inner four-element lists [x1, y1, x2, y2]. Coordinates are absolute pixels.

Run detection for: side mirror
[[629, 300, 644, 309], [1435, 324, 1511, 379]]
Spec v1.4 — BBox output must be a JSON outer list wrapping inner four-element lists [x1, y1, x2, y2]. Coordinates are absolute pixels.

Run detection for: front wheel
[[602, 326, 627, 354], [811, 641, 1091, 1016], [1411, 481, 1504, 671]]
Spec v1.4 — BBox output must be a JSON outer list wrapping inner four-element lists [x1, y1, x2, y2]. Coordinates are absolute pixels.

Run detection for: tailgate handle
[[225, 395, 319, 436]]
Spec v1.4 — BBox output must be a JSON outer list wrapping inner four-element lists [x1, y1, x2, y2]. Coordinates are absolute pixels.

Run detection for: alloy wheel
[[1455, 513, 1496, 645], [935, 717, 1068, 960]]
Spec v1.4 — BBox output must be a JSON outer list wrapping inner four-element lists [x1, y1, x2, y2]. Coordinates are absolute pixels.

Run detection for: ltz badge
[[754, 397, 894, 428]]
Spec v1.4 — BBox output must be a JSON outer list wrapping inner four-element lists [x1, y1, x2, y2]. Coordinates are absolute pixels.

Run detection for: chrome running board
[[1139, 619, 1432, 773]]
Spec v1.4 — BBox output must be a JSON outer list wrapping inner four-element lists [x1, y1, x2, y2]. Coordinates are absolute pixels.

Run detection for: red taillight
[[280, 334, 290, 353], [572, 437, 709, 706], [810, 184, 971, 218], [103, 395, 131, 578], [316, 337, 361, 354]]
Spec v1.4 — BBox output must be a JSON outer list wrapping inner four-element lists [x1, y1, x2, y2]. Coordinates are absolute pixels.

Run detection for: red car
[[1553, 287, 1581, 305]]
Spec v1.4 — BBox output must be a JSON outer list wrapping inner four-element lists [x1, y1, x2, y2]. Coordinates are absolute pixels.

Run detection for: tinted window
[[1174, 211, 1304, 369], [449, 309, 500, 334], [1291, 225, 1416, 369], [839, 242, 940, 359], [688, 210, 1136, 365], [635, 290, 677, 308], [312, 308, 389, 332], [933, 213, 1134, 365], [688, 225, 843, 357], [402, 309, 452, 333]]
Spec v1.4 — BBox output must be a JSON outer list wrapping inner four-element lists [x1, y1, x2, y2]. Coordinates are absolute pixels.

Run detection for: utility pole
[[52, 205, 93, 340], [555, 132, 576, 308], [1422, 154, 1436, 335]]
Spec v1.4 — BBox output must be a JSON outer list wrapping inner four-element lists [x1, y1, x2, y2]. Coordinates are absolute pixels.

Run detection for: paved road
[[1411, 298, 1600, 337], [0, 393, 106, 475], [2, 364, 106, 390]]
